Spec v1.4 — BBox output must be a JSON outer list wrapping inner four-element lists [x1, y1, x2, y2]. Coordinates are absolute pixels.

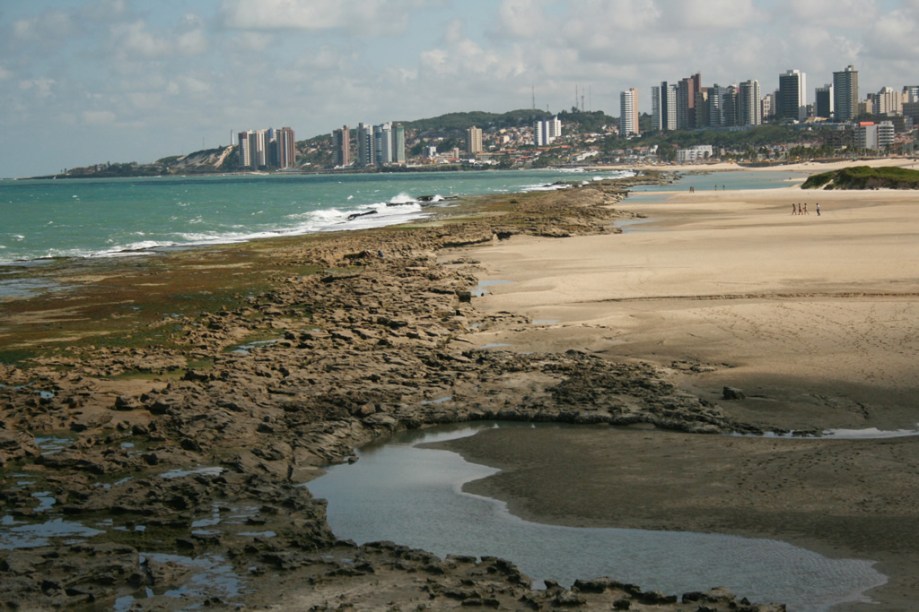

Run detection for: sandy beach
[[445, 174, 919, 609]]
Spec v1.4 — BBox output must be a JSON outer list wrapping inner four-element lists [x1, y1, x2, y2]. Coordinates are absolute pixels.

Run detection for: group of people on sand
[[792, 202, 821, 216]]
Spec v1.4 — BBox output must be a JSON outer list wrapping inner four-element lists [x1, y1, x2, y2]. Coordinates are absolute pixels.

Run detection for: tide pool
[[306, 423, 885, 611]]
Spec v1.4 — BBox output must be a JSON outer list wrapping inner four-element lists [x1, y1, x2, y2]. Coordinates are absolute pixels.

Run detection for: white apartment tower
[[466, 126, 483, 155], [620, 88, 639, 138]]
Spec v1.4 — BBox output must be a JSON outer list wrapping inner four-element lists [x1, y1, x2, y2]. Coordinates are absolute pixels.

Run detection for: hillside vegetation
[[802, 165, 919, 190]]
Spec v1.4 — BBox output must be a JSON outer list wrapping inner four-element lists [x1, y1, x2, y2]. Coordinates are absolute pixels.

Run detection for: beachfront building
[[778, 69, 807, 122], [815, 84, 834, 119], [676, 145, 713, 163], [651, 82, 677, 132], [374, 123, 393, 165], [356, 123, 374, 167], [274, 127, 297, 169], [333, 125, 351, 167], [739, 80, 762, 126], [393, 124, 406, 164], [620, 88, 640, 138], [855, 121, 895, 152], [833, 65, 859, 122], [466, 126, 483, 155], [238, 128, 294, 170]]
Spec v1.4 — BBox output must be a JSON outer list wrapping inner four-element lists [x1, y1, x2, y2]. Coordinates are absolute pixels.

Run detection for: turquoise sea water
[[0, 169, 631, 265]]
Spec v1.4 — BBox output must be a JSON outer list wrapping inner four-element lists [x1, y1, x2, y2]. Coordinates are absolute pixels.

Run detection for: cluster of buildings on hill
[[622, 65, 919, 152], [236, 127, 296, 170], [463, 117, 562, 158]]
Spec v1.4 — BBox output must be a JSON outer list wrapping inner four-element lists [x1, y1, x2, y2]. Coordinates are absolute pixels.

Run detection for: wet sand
[[449, 181, 919, 609]]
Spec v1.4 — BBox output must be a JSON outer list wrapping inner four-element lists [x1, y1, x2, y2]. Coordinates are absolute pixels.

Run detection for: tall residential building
[[904, 85, 919, 104], [275, 127, 296, 169], [739, 80, 762, 126], [721, 86, 739, 127], [833, 65, 859, 122], [374, 123, 393, 165], [876, 86, 901, 116], [619, 88, 639, 137], [356, 123, 373, 167], [761, 92, 775, 121], [676, 73, 701, 129], [651, 82, 676, 131], [393, 124, 406, 164], [534, 117, 562, 146], [778, 69, 807, 121], [466, 126, 483, 154], [333, 125, 350, 167], [237, 131, 254, 168], [695, 88, 711, 128], [815, 84, 834, 119]]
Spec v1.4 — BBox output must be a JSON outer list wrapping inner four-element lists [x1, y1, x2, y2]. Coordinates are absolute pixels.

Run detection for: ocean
[[0, 169, 633, 266]]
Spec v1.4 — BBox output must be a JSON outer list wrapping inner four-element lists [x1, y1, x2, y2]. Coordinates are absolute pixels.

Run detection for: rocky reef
[[0, 178, 782, 610]]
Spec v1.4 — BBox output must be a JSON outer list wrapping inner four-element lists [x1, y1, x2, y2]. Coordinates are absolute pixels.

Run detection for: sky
[[2, 0, 919, 178]]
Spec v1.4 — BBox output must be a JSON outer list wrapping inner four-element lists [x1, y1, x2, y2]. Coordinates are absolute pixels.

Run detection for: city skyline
[[3, 0, 919, 177]]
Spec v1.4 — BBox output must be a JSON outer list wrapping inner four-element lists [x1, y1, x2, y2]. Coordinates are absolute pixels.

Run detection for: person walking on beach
[[797, 203, 802, 215], [803, 203, 808, 215], [792, 203, 797, 215], [816, 203, 821, 216]]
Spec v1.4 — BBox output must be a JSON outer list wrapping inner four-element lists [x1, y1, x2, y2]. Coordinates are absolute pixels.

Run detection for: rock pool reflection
[[306, 423, 886, 611]]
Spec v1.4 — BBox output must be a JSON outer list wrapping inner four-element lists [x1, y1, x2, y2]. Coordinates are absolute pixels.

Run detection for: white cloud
[[866, 9, 919, 60], [111, 19, 206, 59], [218, 0, 428, 34], [82, 110, 117, 125], [0, 66, 11, 81], [19, 78, 55, 98]]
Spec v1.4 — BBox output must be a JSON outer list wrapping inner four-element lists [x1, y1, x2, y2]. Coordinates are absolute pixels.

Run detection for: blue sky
[[2, 0, 918, 177]]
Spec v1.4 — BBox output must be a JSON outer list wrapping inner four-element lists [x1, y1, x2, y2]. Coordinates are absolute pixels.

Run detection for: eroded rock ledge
[[0, 179, 782, 610]]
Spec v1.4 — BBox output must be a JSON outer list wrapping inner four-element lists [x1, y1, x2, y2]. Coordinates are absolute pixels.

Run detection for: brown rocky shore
[[3, 176, 783, 610]]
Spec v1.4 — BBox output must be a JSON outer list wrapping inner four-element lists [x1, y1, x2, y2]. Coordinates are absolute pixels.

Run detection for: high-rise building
[[815, 84, 834, 119], [466, 126, 483, 154], [356, 123, 373, 167], [676, 73, 701, 129], [374, 123, 393, 165], [333, 125, 350, 167], [833, 65, 859, 122], [237, 131, 254, 169], [739, 80, 762, 126], [876, 86, 901, 116], [393, 124, 406, 164], [534, 117, 562, 146], [904, 85, 919, 104], [619, 88, 639, 137], [276, 127, 296, 169], [778, 69, 807, 121], [721, 86, 739, 128], [651, 82, 676, 132], [761, 93, 775, 121], [695, 88, 711, 128]]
